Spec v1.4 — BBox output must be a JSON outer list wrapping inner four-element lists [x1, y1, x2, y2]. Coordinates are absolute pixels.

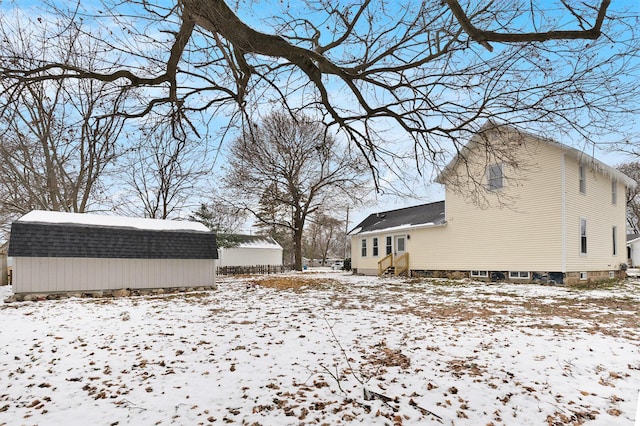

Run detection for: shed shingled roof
[[350, 201, 445, 235], [8, 213, 218, 259]]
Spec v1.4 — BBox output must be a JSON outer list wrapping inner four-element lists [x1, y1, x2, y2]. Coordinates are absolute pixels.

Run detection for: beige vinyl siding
[[12, 258, 215, 294], [351, 232, 410, 275], [412, 135, 565, 272], [563, 158, 627, 272], [351, 125, 631, 276]]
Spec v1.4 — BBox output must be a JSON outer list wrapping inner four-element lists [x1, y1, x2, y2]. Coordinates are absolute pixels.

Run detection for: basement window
[[470, 270, 488, 278], [508, 271, 530, 279], [580, 271, 588, 280]]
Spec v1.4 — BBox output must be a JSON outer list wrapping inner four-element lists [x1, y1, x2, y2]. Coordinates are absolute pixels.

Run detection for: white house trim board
[[354, 222, 447, 237], [561, 153, 567, 273]]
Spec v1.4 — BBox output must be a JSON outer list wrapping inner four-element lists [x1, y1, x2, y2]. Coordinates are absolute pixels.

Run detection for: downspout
[[561, 153, 567, 273]]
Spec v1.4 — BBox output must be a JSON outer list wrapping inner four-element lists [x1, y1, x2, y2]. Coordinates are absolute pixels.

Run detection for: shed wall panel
[[12, 258, 215, 294], [217, 247, 283, 267]]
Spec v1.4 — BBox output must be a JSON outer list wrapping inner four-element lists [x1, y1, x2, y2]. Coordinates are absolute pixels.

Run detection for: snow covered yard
[[0, 271, 639, 426]]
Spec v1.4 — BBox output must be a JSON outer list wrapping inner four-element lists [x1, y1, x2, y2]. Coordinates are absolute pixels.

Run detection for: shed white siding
[[12, 258, 215, 293], [627, 239, 640, 268], [217, 247, 282, 267]]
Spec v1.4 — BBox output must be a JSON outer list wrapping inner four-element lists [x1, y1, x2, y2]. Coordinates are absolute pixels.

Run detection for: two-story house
[[349, 122, 635, 285]]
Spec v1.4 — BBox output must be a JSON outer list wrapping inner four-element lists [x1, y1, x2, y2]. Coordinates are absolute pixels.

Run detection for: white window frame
[[579, 164, 586, 194], [372, 237, 379, 257], [487, 163, 503, 191], [609, 271, 615, 279], [580, 218, 587, 255], [470, 270, 488, 278], [385, 236, 392, 255], [360, 238, 367, 257], [509, 271, 530, 279], [611, 179, 617, 205], [612, 225, 617, 256], [580, 271, 588, 280]]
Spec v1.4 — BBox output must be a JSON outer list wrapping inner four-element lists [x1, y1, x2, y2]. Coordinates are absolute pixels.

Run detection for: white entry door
[[395, 235, 406, 256]]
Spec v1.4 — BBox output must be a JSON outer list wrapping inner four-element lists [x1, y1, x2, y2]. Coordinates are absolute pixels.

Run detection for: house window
[[612, 226, 617, 256], [579, 164, 586, 194], [372, 237, 379, 257], [385, 236, 392, 255], [611, 180, 617, 205], [580, 218, 587, 254], [509, 271, 530, 279], [580, 271, 588, 280], [609, 271, 615, 279], [470, 270, 488, 278], [361, 239, 367, 257], [487, 163, 503, 191]]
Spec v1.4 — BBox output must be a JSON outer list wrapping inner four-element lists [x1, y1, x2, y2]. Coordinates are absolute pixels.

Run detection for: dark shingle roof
[[350, 201, 445, 234], [8, 221, 218, 259]]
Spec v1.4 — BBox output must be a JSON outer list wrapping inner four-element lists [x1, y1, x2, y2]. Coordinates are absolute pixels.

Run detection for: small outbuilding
[[1, 241, 8, 286], [8, 210, 218, 295], [217, 234, 283, 268]]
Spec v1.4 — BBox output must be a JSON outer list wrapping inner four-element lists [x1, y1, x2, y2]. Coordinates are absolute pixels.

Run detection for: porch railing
[[377, 253, 410, 277], [394, 253, 409, 276], [378, 253, 393, 276]]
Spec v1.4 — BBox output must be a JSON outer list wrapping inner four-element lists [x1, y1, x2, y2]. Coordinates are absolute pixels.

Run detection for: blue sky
[[1, 0, 639, 228]]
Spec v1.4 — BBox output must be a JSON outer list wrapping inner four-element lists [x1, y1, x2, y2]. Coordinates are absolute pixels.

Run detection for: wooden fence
[[216, 265, 290, 276]]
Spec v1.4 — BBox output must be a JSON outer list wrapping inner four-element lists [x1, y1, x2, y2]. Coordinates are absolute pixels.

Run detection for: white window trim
[[580, 271, 588, 280], [372, 237, 379, 257], [579, 164, 586, 194], [611, 179, 617, 205], [385, 236, 392, 256], [487, 163, 504, 191], [612, 225, 617, 256], [470, 270, 488, 278], [360, 238, 367, 258], [580, 218, 587, 255]]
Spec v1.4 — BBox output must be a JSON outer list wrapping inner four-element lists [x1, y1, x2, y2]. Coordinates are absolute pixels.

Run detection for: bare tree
[[617, 162, 640, 234], [115, 121, 212, 219], [304, 212, 345, 265], [0, 1, 637, 189], [223, 112, 368, 270], [0, 16, 125, 225]]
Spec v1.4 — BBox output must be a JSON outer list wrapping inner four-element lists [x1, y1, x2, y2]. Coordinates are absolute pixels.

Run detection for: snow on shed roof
[[17, 210, 209, 232], [234, 235, 282, 250], [9, 210, 217, 259]]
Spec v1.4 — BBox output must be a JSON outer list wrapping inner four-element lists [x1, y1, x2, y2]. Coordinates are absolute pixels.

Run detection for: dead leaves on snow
[[246, 276, 340, 290]]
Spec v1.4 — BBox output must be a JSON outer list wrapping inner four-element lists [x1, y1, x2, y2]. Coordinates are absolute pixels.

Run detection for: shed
[[1, 241, 8, 286], [8, 210, 218, 295], [626, 234, 640, 268], [217, 234, 283, 267]]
